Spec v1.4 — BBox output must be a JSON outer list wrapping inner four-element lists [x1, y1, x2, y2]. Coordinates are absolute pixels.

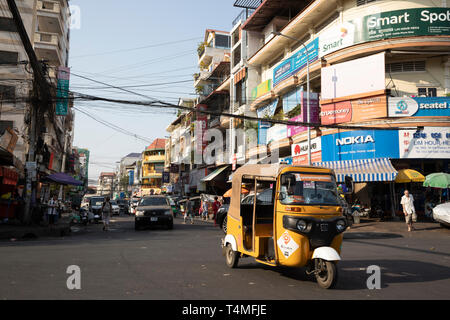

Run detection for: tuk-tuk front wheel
[[314, 259, 338, 289], [225, 244, 240, 268]]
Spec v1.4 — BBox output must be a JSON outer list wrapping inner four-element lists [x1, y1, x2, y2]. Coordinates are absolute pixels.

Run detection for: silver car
[[432, 201, 450, 227]]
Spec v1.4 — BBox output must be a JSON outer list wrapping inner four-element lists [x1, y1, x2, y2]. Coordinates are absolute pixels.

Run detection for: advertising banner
[[388, 97, 450, 117], [258, 121, 271, 145], [319, 8, 450, 58], [56, 67, 70, 116], [273, 38, 319, 86], [285, 91, 319, 137], [292, 137, 322, 165], [267, 124, 287, 144], [360, 8, 450, 42], [256, 99, 278, 118], [319, 22, 356, 58], [321, 93, 387, 125], [399, 127, 450, 159], [321, 52, 385, 100], [251, 79, 272, 100], [321, 130, 399, 161]]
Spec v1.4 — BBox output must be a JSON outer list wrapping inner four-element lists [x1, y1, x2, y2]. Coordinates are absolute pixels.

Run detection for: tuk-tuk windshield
[[280, 173, 340, 206]]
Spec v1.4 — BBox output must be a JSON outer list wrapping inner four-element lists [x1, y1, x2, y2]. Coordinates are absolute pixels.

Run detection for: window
[[385, 61, 425, 73], [418, 88, 437, 97], [356, 0, 380, 6], [215, 34, 231, 49], [0, 17, 17, 32], [0, 51, 18, 65], [235, 79, 246, 106], [0, 85, 15, 100]]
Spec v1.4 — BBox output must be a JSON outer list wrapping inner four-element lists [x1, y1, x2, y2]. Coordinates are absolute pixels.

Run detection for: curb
[[0, 221, 72, 240]]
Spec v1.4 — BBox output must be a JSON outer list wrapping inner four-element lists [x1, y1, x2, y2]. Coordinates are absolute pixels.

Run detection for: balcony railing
[[232, 8, 255, 26]]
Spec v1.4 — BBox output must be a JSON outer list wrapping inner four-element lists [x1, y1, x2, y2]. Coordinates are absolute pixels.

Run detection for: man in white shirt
[[47, 195, 58, 225], [401, 190, 416, 232]]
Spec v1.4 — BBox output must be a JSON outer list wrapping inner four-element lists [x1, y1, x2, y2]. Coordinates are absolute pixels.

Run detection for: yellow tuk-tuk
[[221, 164, 350, 289]]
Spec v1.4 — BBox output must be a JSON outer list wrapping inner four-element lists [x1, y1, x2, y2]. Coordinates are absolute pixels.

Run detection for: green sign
[[360, 8, 450, 42], [56, 79, 69, 116]]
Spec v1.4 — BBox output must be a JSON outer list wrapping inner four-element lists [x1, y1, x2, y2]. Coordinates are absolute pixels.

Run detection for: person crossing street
[[102, 197, 113, 231]]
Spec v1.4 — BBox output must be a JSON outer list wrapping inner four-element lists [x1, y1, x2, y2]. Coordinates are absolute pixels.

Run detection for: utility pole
[[58, 132, 69, 201], [7, 0, 52, 224]]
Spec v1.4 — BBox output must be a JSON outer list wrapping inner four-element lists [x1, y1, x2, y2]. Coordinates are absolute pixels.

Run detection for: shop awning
[[202, 166, 229, 182], [44, 173, 83, 186], [314, 158, 398, 183], [395, 169, 425, 183]]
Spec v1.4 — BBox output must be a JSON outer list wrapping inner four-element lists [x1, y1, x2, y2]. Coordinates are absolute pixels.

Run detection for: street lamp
[[271, 31, 312, 166]]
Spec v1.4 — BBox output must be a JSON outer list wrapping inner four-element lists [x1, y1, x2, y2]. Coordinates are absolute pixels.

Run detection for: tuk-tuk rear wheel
[[315, 259, 338, 289], [225, 244, 239, 268]]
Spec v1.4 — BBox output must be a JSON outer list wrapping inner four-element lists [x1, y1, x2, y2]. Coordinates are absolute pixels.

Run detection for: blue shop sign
[[128, 170, 135, 185], [321, 130, 399, 161], [388, 97, 450, 117], [273, 38, 319, 86]]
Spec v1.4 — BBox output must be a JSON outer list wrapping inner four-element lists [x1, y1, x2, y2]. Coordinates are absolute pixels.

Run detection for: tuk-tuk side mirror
[[277, 191, 286, 201], [344, 176, 354, 194]]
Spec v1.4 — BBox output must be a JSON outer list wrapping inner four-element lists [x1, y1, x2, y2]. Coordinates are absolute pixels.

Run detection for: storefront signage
[[273, 38, 319, 86], [56, 67, 70, 116], [319, 8, 450, 59], [321, 94, 387, 125], [399, 127, 450, 159], [251, 79, 272, 100], [360, 8, 450, 42], [388, 97, 450, 117], [321, 130, 399, 161], [292, 137, 322, 165], [319, 22, 356, 57]]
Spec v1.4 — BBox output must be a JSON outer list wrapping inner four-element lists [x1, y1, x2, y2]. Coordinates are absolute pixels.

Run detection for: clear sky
[[70, 0, 241, 184]]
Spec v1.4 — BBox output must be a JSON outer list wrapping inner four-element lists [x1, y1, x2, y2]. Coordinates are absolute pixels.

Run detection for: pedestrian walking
[[201, 199, 208, 221], [47, 195, 58, 226], [184, 199, 194, 224], [401, 190, 417, 232], [102, 197, 113, 231], [212, 196, 221, 227]]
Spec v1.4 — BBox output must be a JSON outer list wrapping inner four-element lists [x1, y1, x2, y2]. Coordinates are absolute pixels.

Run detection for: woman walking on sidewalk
[[102, 197, 112, 231], [401, 190, 417, 232]]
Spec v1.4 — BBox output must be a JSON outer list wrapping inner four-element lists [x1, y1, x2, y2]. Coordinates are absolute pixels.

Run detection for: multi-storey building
[[97, 172, 115, 197], [0, 0, 72, 174], [236, 0, 450, 215], [141, 138, 166, 195]]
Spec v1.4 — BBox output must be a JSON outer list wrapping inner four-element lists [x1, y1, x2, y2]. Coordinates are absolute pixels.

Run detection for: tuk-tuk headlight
[[296, 220, 307, 232], [336, 219, 346, 232]]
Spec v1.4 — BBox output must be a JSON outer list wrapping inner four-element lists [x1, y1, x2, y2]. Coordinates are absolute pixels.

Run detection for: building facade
[[141, 138, 166, 195]]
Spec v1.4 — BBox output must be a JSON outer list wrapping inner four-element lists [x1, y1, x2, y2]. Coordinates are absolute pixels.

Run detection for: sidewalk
[[0, 212, 72, 240]]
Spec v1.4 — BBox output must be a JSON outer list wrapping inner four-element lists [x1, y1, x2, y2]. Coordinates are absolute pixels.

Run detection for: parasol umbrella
[[395, 169, 425, 183], [223, 187, 249, 198], [423, 173, 450, 189]]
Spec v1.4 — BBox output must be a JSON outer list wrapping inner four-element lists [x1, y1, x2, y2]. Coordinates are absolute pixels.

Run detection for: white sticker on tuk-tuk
[[277, 231, 299, 259]]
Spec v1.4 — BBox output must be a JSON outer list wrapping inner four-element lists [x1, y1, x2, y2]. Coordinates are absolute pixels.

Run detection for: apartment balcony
[[198, 46, 229, 68], [34, 32, 62, 65], [143, 154, 165, 164], [37, 0, 67, 35]]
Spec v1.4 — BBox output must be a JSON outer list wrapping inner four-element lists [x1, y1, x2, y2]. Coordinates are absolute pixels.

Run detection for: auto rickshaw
[[221, 164, 351, 289]]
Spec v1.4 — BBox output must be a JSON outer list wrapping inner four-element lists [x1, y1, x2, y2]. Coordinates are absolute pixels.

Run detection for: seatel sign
[[388, 97, 450, 117]]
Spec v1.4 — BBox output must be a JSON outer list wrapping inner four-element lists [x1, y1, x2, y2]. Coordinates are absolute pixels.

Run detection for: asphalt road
[[0, 215, 449, 300]]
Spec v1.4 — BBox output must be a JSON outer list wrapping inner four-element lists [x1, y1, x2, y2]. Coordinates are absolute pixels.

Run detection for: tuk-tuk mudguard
[[312, 247, 341, 261], [224, 235, 238, 251]]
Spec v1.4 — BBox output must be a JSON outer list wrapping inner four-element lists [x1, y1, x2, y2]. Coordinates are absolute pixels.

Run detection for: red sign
[[320, 94, 387, 125], [196, 105, 208, 155]]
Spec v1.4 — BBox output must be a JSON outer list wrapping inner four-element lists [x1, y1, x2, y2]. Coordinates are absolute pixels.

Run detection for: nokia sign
[[336, 135, 375, 146]]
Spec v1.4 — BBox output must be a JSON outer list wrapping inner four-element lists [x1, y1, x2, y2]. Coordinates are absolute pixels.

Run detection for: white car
[[110, 200, 121, 216], [432, 201, 450, 227]]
